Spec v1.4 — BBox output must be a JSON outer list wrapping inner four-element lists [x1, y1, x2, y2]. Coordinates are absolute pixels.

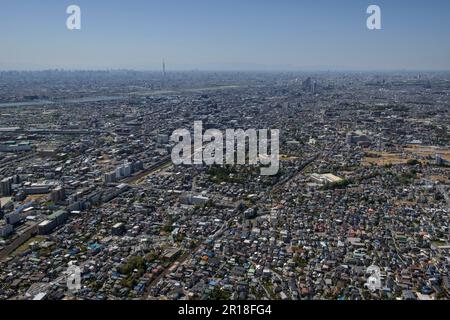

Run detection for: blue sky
[[1, 0, 450, 70]]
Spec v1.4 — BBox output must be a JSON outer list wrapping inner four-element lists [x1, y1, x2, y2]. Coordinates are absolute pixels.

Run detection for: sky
[[1, 0, 450, 71]]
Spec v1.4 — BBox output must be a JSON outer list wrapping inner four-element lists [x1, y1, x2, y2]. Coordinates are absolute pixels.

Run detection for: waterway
[[0, 85, 240, 108]]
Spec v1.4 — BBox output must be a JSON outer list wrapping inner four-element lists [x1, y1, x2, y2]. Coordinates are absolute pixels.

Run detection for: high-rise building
[[0, 178, 12, 196], [346, 132, 356, 145], [162, 59, 166, 77], [5, 212, 21, 225], [302, 77, 312, 91], [104, 171, 117, 184], [50, 186, 66, 203], [123, 163, 132, 177], [115, 163, 133, 180]]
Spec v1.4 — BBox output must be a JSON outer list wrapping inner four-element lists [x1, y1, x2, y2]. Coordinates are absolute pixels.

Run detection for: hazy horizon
[[1, 0, 450, 71], [2, 68, 450, 73]]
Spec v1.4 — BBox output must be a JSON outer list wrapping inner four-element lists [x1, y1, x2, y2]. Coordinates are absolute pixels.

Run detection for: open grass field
[[363, 151, 412, 166], [363, 145, 450, 166], [13, 236, 47, 256], [405, 145, 450, 162]]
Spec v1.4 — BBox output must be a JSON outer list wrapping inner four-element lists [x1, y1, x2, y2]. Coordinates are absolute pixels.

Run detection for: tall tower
[[162, 59, 167, 89]]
